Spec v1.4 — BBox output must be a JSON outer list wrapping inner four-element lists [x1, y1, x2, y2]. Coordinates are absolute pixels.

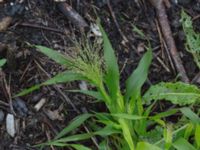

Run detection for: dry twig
[[0, 71, 16, 115], [149, 0, 189, 82], [17, 22, 67, 34], [107, 0, 128, 43], [56, 1, 89, 30]]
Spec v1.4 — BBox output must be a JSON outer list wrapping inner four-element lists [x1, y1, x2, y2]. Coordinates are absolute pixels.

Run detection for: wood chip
[[44, 109, 64, 121], [34, 98, 46, 111], [0, 16, 12, 32]]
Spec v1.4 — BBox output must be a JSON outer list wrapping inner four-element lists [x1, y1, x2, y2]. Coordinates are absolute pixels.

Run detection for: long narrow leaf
[[173, 138, 197, 150], [136, 142, 162, 150], [35, 45, 72, 66], [163, 125, 173, 150], [42, 71, 85, 85], [94, 125, 120, 136], [195, 124, 200, 148], [98, 21, 120, 100], [15, 85, 41, 97], [15, 71, 84, 97], [184, 123, 194, 140], [68, 90, 104, 100], [125, 50, 152, 101], [55, 114, 92, 139], [55, 133, 92, 143], [150, 109, 178, 120], [111, 113, 145, 120], [119, 118, 135, 150], [180, 107, 200, 124], [70, 144, 92, 150]]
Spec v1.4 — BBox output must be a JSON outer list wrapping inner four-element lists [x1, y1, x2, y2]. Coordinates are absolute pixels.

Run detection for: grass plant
[[16, 21, 200, 150]]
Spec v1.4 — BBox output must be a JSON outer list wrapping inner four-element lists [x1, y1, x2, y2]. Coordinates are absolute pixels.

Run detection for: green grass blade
[[35, 45, 72, 66], [0, 59, 6, 68], [180, 107, 200, 124], [15, 85, 41, 97], [132, 25, 146, 40], [143, 82, 200, 105], [163, 125, 173, 150], [99, 140, 112, 150], [136, 142, 162, 150], [55, 133, 92, 143], [195, 124, 200, 149], [98, 21, 120, 100], [42, 71, 85, 85], [119, 118, 135, 150], [150, 109, 178, 120], [70, 144, 92, 150], [55, 114, 92, 139], [46, 142, 68, 147], [125, 50, 152, 101], [68, 90, 103, 100], [94, 125, 120, 136], [35, 141, 68, 147], [184, 123, 194, 140], [111, 113, 145, 120], [173, 138, 197, 150], [15, 71, 85, 97]]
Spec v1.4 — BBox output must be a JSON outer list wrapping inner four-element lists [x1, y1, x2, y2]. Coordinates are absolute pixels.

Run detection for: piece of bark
[[150, 0, 189, 82]]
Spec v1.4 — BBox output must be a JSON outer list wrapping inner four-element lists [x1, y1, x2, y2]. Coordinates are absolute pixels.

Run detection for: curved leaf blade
[[136, 142, 162, 150], [173, 138, 197, 150], [111, 113, 145, 120], [56, 133, 92, 143], [98, 22, 120, 99], [68, 90, 104, 100], [125, 50, 152, 101], [15, 71, 84, 97], [180, 107, 200, 124], [70, 144, 92, 150], [42, 71, 85, 85], [15, 85, 41, 97], [195, 124, 200, 149], [150, 109, 178, 120], [55, 113, 92, 139], [35, 45, 72, 66]]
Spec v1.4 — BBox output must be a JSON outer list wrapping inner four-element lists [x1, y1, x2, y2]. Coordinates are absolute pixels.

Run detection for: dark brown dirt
[[0, 0, 200, 149]]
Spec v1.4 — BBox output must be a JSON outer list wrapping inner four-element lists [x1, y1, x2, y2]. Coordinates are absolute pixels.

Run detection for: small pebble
[[0, 110, 5, 123], [6, 114, 16, 137], [79, 81, 88, 90], [90, 23, 102, 37], [13, 98, 28, 117]]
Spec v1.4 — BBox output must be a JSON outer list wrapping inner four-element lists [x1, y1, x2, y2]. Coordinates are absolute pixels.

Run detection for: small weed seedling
[[181, 9, 200, 69], [17, 22, 200, 150]]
